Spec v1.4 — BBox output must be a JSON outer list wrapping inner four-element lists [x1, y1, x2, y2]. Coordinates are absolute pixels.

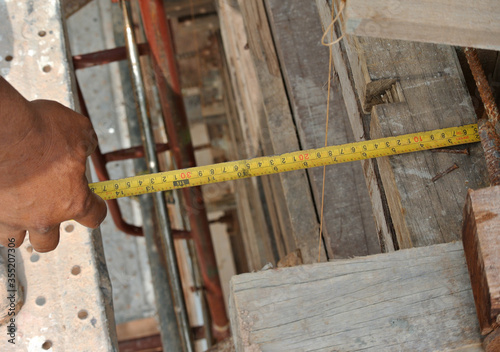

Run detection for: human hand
[[0, 97, 107, 252]]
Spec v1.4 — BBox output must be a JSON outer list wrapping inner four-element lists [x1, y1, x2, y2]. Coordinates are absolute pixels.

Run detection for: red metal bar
[[103, 143, 170, 162], [138, 0, 229, 340], [118, 326, 206, 352], [118, 334, 162, 352], [193, 143, 212, 151], [73, 43, 150, 70]]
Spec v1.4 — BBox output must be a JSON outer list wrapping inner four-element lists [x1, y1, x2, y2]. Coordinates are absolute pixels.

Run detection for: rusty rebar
[[464, 47, 500, 125], [464, 47, 500, 185], [103, 143, 169, 162], [478, 119, 500, 186]]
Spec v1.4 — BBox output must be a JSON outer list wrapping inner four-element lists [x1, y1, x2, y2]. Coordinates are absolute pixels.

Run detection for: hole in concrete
[[77, 309, 88, 320], [71, 265, 81, 276], [5, 55, 13, 62], [65, 224, 74, 233], [38, 30, 47, 37], [42, 65, 51, 73], [30, 253, 40, 263], [36, 296, 46, 306], [42, 340, 52, 350]]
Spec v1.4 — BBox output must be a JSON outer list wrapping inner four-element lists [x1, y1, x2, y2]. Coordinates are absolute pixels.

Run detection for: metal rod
[[464, 47, 500, 185], [120, 1, 194, 351], [464, 48, 500, 125], [138, 0, 229, 340]]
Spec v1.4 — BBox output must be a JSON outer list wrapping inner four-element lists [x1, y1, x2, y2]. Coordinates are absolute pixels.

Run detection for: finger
[[27, 226, 60, 253], [73, 191, 107, 229], [0, 229, 27, 248]]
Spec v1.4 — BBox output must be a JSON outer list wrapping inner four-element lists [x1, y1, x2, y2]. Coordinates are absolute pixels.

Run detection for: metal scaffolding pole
[[120, 1, 194, 351]]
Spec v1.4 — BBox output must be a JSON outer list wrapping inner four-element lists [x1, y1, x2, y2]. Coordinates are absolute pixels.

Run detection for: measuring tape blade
[[90, 124, 479, 200]]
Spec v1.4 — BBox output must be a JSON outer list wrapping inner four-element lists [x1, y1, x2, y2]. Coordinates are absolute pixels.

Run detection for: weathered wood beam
[[218, 0, 326, 263], [342, 0, 500, 51], [462, 185, 500, 351], [265, 0, 380, 258], [229, 242, 482, 351], [364, 38, 489, 248], [317, 0, 489, 249], [217, 0, 280, 269]]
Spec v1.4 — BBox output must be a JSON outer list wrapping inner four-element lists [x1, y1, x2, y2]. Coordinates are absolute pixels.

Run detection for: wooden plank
[[220, 6, 295, 262], [217, 0, 263, 159], [237, 0, 327, 263], [342, 0, 500, 51], [357, 38, 489, 248], [229, 242, 483, 351], [462, 186, 500, 335], [316, 0, 396, 252], [218, 0, 325, 263], [217, 1, 279, 269], [265, 0, 380, 258]]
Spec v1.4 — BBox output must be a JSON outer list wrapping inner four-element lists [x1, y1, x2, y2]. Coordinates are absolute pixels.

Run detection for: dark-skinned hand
[[0, 78, 107, 252]]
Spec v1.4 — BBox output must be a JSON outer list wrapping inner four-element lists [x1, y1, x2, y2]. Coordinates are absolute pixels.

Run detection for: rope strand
[[318, 1, 338, 262], [321, 0, 346, 47]]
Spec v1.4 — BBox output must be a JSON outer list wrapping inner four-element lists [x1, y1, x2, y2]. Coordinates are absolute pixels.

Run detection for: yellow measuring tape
[[90, 124, 480, 200]]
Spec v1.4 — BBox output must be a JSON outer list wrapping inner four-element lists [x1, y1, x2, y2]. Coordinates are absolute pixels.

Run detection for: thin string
[[321, 0, 346, 47], [318, 1, 337, 262]]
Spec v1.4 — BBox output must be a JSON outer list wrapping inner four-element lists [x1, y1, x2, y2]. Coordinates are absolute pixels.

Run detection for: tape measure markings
[[90, 124, 479, 200]]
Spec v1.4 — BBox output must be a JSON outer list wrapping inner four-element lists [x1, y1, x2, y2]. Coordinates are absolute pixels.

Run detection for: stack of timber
[[217, 0, 382, 269], [316, 0, 489, 250], [221, 1, 497, 350]]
